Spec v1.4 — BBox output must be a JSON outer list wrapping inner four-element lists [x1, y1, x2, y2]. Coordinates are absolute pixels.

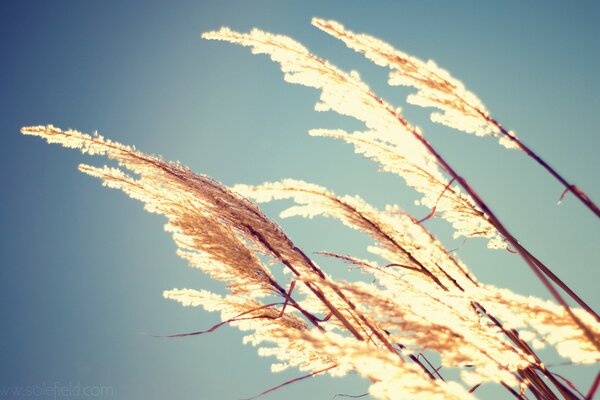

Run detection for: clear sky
[[2, 1, 599, 399]]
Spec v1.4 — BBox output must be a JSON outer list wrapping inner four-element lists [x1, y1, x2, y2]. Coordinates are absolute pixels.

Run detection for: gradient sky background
[[2, 1, 599, 399]]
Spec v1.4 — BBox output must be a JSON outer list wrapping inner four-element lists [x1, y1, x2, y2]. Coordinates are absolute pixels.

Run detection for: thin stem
[[483, 114, 600, 218], [548, 373, 586, 399], [521, 247, 600, 322], [502, 381, 528, 400], [240, 365, 337, 400], [418, 177, 456, 223], [148, 302, 284, 338], [332, 393, 369, 399], [244, 224, 365, 340], [587, 370, 600, 400], [469, 382, 483, 393], [417, 353, 445, 381]]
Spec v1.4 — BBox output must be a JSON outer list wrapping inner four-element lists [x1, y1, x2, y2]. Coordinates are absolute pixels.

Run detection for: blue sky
[[2, 1, 599, 399]]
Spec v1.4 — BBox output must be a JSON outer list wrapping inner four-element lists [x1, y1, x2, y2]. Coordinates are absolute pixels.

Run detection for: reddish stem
[[418, 177, 455, 223], [587, 369, 600, 400], [469, 382, 483, 393], [482, 114, 600, 218], [148, 302, 284, 338]]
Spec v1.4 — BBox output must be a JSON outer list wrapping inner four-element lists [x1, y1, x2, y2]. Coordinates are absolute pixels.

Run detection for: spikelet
[[20, 125, 394, 372], [235, 179, 600, 373], [203, 27, 506, 250], [21, 125, 284, 297], [319, 278, 533, 383], [312, 18, 519, 150], [321, 246, 600, 370], [474, 285, 600, 364], [23, 126, 325, 280], [163, 288, 340, 374], [276, 328, 477, 400], [234, 179, 478, 291]]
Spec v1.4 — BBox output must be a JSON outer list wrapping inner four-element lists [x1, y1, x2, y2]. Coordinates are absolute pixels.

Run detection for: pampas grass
[[21, 19, 599, 400]]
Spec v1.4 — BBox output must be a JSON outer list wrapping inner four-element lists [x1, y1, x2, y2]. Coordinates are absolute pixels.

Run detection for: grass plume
[[21, 18, 599, 400]]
